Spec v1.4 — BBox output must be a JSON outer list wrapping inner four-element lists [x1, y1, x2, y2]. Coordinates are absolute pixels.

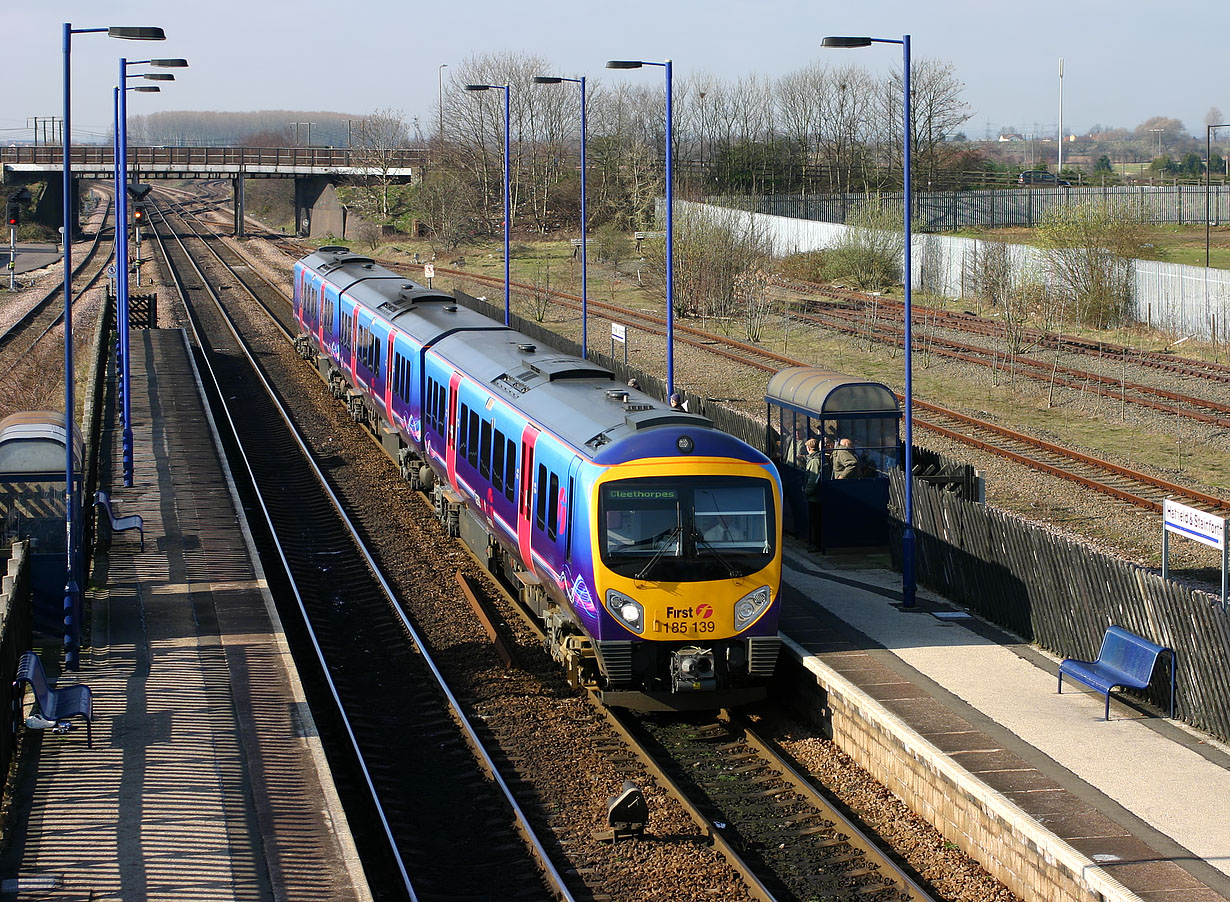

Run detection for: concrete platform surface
[[0, 330, 370, 901]]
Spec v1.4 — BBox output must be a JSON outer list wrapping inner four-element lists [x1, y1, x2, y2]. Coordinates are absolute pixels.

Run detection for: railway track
[[145, 196, 569, 901], [165, 200, 962, 901], [0, 203, 113, 370]]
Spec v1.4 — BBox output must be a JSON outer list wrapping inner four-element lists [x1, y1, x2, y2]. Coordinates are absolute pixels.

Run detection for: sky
[[5, 1, 1227, 146]]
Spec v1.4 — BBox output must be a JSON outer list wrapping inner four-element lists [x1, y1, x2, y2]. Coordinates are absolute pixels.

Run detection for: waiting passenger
[[803, 438, 824, 551], [832, 438, 859, 480]]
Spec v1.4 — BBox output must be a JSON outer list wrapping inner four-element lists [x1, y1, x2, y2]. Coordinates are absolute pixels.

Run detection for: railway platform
[[0, 329, 370, 901], [781, 546, 1230, 902]]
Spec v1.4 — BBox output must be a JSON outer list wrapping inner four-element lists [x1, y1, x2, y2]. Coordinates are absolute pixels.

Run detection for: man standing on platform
[[803, 438, 824, 552]]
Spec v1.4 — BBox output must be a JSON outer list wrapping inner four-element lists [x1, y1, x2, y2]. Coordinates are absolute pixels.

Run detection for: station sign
[[1163, 499, 1226, 550], [611, 322, 626, 344], [1162, 498, 1229, 611]]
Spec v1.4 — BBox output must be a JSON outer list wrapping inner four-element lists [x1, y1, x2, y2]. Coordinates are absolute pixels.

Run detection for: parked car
[[1017, 170, 1070, 187]]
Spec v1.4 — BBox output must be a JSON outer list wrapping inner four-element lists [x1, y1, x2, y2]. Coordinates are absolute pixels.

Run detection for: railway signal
[[5, 203, 18, 227], [132, 204, 145, 225]]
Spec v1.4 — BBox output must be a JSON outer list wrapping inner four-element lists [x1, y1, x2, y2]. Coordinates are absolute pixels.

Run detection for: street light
[[63, 22, 165, 670], [534, 74, 589, 358], [438, 64, 448, 151], [1208, 123, 1230, 268], [822, 33, 916, 609], [116, 57, 186, 489], [465, 83, 511, 325], [606, 59, 674, 395]]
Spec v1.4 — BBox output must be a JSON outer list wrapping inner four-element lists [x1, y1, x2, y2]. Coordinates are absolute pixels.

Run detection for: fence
[[889, 473, 1230, 741], [722, 183, 1230, 231], [681, 199, 1230, 343]]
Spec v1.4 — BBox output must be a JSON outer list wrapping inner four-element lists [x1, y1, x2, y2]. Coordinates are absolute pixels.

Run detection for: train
[[291, 247, 782, 710]]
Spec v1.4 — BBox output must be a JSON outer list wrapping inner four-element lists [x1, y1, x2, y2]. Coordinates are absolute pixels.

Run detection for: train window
[[479, 419, 492, 479], [547, 472, 560, 541], [340, 312, 352, 350], [504, 438, 516, 502], [492, 429, 505, 493], [467, 409, 480, 467], [432, 380, 442, 433], [535, 463, 548, 531], [436, 383, 446, 435], [458, 404, 469, 458], [372, 337, 381, 377], [427, 379, 437, 433]]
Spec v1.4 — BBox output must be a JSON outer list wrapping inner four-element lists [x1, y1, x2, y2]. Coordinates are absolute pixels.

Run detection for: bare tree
[[1038, 199, 1146, 327], [351, 108, 411, 219], [639, 205, 774, 323], [776, 65, 827, 194]]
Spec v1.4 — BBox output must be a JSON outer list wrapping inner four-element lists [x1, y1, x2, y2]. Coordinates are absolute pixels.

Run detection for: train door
[[384, 329, 397, 417], [445, 372, 462, 488], [516, 423, 540, 571]]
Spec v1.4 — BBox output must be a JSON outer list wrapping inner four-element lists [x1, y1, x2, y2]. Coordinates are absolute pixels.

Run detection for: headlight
[[605, 589, 644, 634], [734, 585, 772, 630]]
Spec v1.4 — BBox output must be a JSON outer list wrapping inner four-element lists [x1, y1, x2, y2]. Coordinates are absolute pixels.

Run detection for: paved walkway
[[782, 546, 1230, 900]]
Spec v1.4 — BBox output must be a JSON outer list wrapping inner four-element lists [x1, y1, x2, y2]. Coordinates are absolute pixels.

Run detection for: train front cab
[[766, 367, 900, 552]]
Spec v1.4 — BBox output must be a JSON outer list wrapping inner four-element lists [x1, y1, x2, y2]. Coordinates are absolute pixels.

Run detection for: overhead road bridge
[[1, 145, 422, 238]]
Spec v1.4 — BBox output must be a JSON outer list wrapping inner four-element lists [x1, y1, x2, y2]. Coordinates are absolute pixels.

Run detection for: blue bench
[[1058, 625, 1176, 720], [12, 652, 93, 747], [94, 490, 144, 551]]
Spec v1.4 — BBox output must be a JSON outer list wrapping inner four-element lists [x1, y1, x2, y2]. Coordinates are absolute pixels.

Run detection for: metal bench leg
[[1104, 691, 1111, 721]]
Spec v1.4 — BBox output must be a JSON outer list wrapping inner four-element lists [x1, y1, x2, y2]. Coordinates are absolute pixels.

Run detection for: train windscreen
[[599, 476, 775, 581]]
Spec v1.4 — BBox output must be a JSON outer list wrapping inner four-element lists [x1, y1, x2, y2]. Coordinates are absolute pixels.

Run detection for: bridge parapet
[[2, 145, 424, 179]]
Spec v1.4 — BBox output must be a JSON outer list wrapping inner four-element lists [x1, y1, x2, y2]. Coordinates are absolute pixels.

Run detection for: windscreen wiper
[[635, 525, 682, 579], [693, 531, 739, 577]]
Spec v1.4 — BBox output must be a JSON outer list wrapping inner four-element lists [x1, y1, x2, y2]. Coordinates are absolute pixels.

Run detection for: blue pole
[[62, 23, 79, 670], [664, 60, 674, 397], [901, 34, 916, 608], [579, 76, 588, 359], [118, 59, 134, 487], [502, 85, 511, 326]]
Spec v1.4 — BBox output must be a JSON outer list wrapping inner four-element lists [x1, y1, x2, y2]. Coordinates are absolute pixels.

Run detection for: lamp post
[[1057, 59, 1064, 177], [116, 58, 186, 489], [63, 22, 165, 670], [822, 34, 915, 608], [465, 83, 511, 325], [438, 64, 448, 151], [1208, 123, 1230, 268], [607, 59, 674, 395], [534, 74, 588, 358]]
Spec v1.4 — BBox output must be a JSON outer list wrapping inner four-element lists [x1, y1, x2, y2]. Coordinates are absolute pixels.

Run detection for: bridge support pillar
[[232, 175, 246, 237], [42, 176, 83, 241], [293, 176, 345, 239]]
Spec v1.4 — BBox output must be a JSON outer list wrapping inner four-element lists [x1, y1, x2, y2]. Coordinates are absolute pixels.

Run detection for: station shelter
[[765, 367, 900, 551], [0, 412, 84, 647]]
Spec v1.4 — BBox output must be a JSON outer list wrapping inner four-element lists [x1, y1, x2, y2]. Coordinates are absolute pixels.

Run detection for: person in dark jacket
[[832, 437, 859, 480], [803, 438, 824, 551]]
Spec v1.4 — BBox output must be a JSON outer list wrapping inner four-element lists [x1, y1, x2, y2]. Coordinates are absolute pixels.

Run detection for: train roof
[[299, 248, 767, 466], [431, 329, 750, 462]]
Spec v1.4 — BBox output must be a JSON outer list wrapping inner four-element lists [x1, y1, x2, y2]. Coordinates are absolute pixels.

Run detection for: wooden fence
[[890, 473, 1230, 741]]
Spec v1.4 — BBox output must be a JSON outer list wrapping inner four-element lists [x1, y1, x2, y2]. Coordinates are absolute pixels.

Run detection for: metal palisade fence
[[723, 183, 1230, 231]]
